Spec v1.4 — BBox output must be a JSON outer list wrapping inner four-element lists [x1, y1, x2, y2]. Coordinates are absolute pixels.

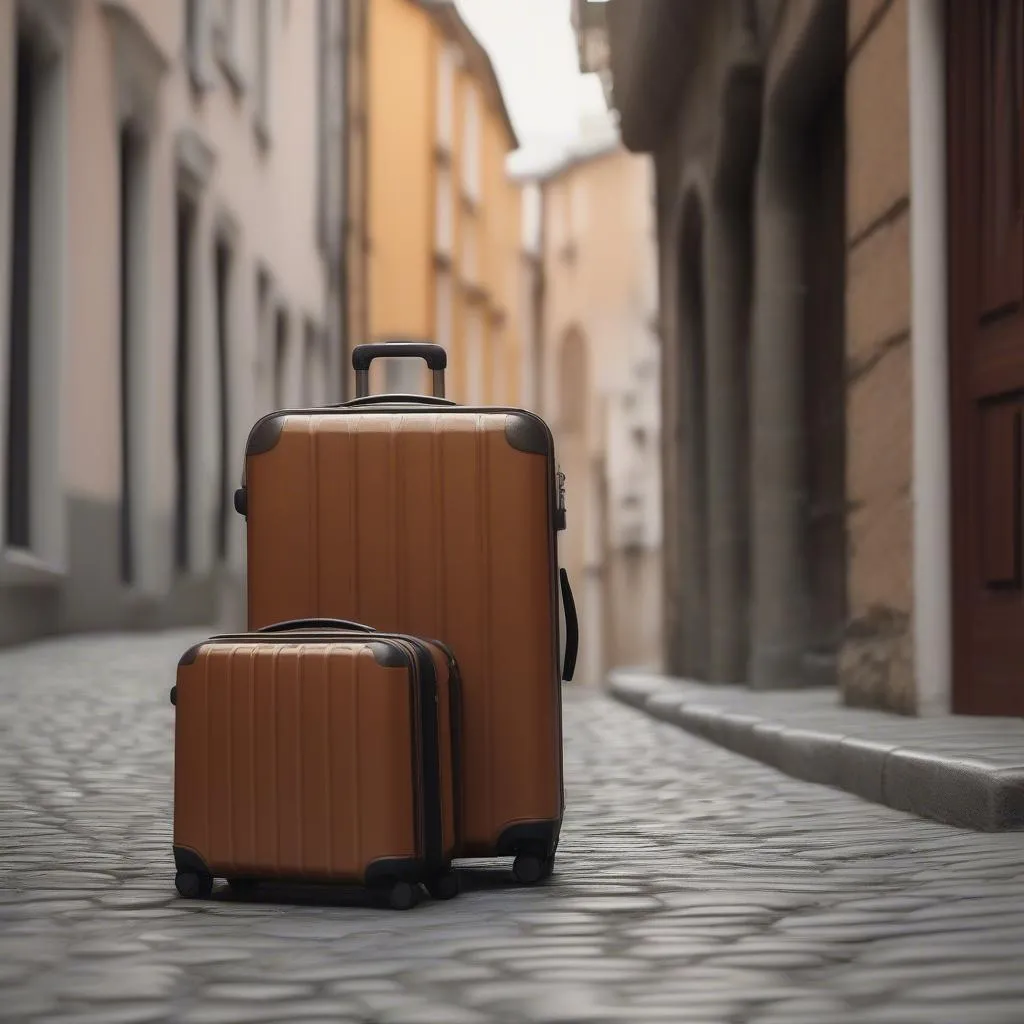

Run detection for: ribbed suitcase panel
[[173, 641, 418, 882], [246, 411, 562, 853]]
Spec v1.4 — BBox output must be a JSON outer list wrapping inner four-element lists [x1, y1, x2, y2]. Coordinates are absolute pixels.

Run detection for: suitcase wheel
[[175, 870, 213, 900], [425, 870, 460, 901], [386, 880, 420, 911], [512, 853, 555, 886]]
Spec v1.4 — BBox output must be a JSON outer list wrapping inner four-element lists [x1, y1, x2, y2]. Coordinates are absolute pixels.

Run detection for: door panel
[[979, 0, 1024, 319], [977, 399, 1021, 589], [948, 0, 1024, 715]]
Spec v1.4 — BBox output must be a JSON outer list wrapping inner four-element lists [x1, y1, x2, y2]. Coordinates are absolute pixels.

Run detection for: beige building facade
[[527, 139, 662, 686], [0, 0, 347, 645], [580, 0, 1024, 719]]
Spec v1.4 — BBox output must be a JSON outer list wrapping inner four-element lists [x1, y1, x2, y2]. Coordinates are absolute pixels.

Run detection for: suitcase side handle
[[257, 618, 376, 634], [560, 568, 579, 683], [351, 341, 447, 399]]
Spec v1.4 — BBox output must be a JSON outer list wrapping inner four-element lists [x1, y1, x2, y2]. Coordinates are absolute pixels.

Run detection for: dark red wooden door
[[948, 0, 1024, 715]]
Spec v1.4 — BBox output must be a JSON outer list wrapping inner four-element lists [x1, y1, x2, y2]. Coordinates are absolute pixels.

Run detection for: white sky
[[453, 0, 612, 173]]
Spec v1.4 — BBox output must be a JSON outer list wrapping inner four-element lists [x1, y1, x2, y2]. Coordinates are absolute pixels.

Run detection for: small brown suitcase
[[170, 618, 461, 910], [233, 341, 579, 884]]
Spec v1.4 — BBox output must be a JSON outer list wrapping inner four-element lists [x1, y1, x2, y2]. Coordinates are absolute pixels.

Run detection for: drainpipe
[[908, 0, 951, 715], [338, 0, 351, 400]]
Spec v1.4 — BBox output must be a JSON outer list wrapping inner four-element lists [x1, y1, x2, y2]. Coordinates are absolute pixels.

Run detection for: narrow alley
[[2, 633, 1022, 1024]]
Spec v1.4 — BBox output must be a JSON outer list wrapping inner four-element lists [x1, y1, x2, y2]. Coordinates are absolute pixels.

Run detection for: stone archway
[[749, 0, 849, 689]]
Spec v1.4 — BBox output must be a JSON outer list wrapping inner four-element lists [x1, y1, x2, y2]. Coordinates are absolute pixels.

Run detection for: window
[[547, 189, 564, 255], [436, 44, 456, 151], [435, 270, 453, 351], [174, 190, 197, 572], [213, 236, 232, 562], [254, 0, 271, 145], [491, 321, 505, 405], [559, 328, 587, 432], [460, 216, 477, 284], [186, 0, 216, 92], [118, 124, 145, 584], [5, 31, 36, 551], [214, 0, 246, 93], [255, 267, 272, 410], [273, 307, 289, 408], [3, 14, 69, 569], [461, 85, 481, 203], [570, 177, 588, 237], [302, 319, 327, 405], [435, 164, 453, 255], [464, 305, 484, 404]]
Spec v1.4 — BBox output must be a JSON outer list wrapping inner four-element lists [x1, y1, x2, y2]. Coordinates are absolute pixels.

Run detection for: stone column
[[703, 199, 751, 682], [749, 126, 809, 689]]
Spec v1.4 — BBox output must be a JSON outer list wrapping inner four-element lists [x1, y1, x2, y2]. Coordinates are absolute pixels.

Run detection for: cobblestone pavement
[[2, 632, 1024, 1024]]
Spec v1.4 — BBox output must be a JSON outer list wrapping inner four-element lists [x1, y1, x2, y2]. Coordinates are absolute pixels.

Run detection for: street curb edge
[[607, 673, 1024, 832]]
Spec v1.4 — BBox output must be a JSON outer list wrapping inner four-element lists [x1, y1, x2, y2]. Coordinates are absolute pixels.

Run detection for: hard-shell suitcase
[[170, 617, 462, 910], [233, 341, 579, 883]]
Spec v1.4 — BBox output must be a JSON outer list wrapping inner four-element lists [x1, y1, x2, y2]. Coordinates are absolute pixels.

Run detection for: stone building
[[577, 0, 1024, 718], [0, 0, 348, 644], [521, 130, 662, 685], [362, 0, 525, 407]]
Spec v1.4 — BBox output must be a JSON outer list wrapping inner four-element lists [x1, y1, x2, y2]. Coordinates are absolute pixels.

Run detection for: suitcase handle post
[[258, 618, 376, 633], [352, 341, 447, 399]]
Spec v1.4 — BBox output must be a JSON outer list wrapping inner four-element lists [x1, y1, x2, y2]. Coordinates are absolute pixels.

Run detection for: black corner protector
[[496, 818, 561, 859], [368, 641, 409, 668], [173, 846, 211, 875], [178, 643, 204, 667], [504, 412, 551, 455], [246, 413, 287, 456], [364, 856, 425, 886]]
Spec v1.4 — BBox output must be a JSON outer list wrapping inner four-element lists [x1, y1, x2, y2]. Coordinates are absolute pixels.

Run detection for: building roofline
[[412, 0, 520, 151], [515, 138, 622, 184]]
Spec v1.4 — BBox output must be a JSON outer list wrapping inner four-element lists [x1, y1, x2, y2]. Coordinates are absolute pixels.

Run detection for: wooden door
[[948, 0, 1024, 715]]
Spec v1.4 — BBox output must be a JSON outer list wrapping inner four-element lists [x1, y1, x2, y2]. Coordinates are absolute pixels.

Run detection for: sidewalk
[[609, 670, 1024, 832], [3, 632, 1024, 1022]]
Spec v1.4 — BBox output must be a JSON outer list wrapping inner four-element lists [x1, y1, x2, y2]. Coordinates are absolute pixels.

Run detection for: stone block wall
[[840, 0, 915, 712]]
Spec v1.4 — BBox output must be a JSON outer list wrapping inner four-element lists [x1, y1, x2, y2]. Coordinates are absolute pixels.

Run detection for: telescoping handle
[[257, 618, 376, 633], [351, 341, 447, 399]]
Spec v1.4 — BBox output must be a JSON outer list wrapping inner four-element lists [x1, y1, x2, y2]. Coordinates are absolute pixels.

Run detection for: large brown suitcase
[[233, 341, 579, 883], [170, 617, 462, 910]]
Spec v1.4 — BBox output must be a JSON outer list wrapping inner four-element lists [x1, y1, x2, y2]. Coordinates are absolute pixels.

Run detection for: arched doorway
[[705, 58, 762, 683], [750, 0, 848, 689], [674, 191, 710, 679]]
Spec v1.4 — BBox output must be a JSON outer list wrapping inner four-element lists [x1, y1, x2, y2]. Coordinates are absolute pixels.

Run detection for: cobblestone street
[[2, 632, 1023, 1024]]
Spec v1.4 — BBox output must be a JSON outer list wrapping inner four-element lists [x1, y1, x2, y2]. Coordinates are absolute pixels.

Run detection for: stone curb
[[608, 672, 1024, 832]]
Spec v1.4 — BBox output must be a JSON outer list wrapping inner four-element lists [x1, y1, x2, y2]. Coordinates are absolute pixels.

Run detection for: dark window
[[174, 191, 196, 572], [302, 319, 318, 405], [214, 237, 232, 561], [118, 125, 141, 584], [274, 308, 289, 409], [5, 32, 36, 551]]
